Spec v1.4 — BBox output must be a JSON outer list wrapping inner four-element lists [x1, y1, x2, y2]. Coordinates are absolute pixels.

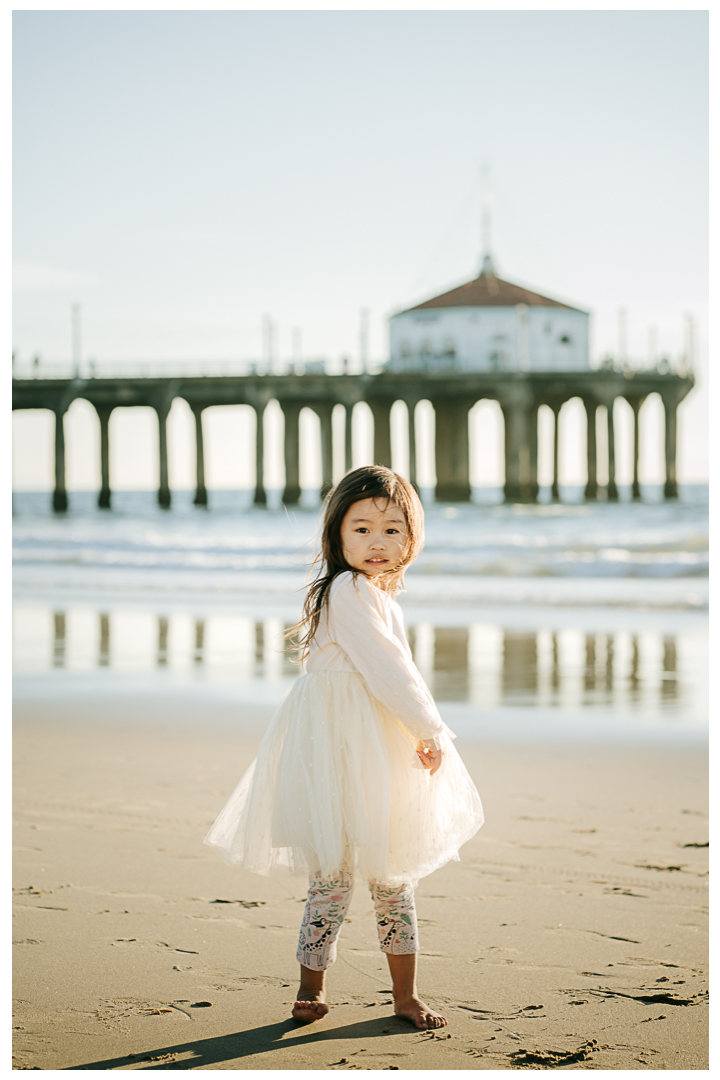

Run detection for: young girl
[[205, 466, 483, 1029]]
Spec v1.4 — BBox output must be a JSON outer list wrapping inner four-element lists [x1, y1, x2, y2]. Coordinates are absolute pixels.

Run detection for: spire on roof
[[480, 252, 496, 277], [398, 169, 586, 314], [479, 166, 496, 279]]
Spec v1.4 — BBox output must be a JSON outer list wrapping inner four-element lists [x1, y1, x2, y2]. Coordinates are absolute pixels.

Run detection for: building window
[[420, 339, 433, 357], [400, 341, 412, 357], [443, 338, 456, 357]]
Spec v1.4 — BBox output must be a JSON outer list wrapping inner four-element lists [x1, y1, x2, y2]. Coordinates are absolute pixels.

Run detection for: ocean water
[[12, 485, 708, 743]]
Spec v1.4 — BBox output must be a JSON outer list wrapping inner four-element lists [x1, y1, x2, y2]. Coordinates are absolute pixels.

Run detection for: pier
[[12, 367, 694, 510]]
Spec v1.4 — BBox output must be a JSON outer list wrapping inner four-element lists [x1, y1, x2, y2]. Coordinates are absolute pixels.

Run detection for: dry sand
[[13, 696, 708, 1071]]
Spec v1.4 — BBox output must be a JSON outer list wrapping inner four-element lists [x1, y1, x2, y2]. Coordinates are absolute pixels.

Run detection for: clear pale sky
[[12, 9, 708, 489]]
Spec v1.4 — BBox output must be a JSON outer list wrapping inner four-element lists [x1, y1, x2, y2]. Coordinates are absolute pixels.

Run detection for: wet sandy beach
[[13, 695, 708, 1071]]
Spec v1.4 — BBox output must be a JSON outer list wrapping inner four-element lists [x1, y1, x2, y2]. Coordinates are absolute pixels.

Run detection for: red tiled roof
[[405, 273, 584, 312]]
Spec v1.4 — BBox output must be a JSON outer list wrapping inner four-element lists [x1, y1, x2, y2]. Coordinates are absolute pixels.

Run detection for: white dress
[[204, 571, 483, 886]]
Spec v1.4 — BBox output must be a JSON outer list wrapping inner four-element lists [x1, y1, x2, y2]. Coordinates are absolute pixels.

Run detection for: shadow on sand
[[68, 1014, 410, 1069]]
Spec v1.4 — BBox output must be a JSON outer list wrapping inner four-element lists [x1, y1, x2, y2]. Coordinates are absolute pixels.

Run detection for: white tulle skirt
[[204, 671, 483, 886]]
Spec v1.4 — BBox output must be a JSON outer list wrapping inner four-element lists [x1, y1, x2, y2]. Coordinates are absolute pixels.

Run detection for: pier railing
[[11, 353, 692, 382], [10, 357, 345, 381]]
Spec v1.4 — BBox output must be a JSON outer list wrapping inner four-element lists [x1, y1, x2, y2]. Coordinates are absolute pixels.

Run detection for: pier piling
[[606, 400, 619, 501], [96, 406, 113, 509], [550, 403, 561, 501], [584, 399, 598, 500], [369, 399, 392, 470], [253, 402, 267, 507], [435, 398, 472, 502], [155, 405, 171, 509], [663, 394, 679, 499], [280, 401, 301, 505], [630, 396, 646, 500], [192, 406, 207, 507], [52, 409, 68, 512], [316, 404, 334, 500]]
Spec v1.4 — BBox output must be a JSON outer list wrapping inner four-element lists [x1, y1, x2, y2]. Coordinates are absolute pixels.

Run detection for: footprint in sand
[[509, 1041, 601, 1067], [95, 1000, 189, 1025], [209, 898, 267, 907], [111, 939, 199, 954], [208, 974, 291, 991]]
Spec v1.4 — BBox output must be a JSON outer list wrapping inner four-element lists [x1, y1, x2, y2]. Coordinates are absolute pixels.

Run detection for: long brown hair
[[291, 466, 424, 659]]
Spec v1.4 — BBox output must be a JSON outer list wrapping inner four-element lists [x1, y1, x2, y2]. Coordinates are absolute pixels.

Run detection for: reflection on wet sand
[[157, 616, 169, 667], [194, 619, 204, 665], [503, 632, 537, 695], [663, 636, 677, 700], [434, 627, 469, 702], [29, 608, 687, 714], [254, 621, 264, 673], [52, 612, 65, 668], [99, 613, 110, 668]]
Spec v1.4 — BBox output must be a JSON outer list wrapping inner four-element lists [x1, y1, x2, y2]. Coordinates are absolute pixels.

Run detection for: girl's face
[[340, 497, 408, 584]]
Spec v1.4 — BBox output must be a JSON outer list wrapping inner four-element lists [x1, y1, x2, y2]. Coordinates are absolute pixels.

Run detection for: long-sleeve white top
[[306, 570, 452, 744]]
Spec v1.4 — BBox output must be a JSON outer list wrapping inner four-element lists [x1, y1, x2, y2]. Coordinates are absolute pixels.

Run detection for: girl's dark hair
[[291, 465, 424, 659]]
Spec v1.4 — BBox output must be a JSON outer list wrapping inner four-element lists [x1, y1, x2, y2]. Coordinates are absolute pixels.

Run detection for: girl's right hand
[[416, 742, 443, 776]]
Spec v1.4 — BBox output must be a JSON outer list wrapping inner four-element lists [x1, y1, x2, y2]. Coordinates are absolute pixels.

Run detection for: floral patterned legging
[[297, 870, 419, 971]]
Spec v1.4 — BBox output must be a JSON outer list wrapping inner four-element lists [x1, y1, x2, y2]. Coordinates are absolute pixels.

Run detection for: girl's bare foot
[[292, 990, 329, 1024], [394, 994, 447, 1030]]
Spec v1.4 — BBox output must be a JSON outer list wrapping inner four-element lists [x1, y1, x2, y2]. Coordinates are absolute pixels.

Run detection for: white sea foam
[[12, 485, 708, 606]]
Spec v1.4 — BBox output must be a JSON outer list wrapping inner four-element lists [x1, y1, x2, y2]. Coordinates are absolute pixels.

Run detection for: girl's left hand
[[416, 742, 443, 776]]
